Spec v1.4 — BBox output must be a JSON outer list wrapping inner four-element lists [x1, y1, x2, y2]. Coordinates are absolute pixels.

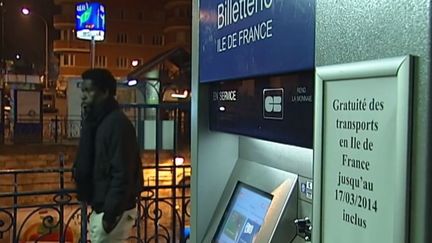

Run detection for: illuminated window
[[95, 56, 107, 67], [152, 35, 164, 46], [116, 57, 128, 69], [60, 30, 66, 40], [117, 33, 128, 43], [71, 29, 76, 40], [60, 29, 74, 41], [138, 34, 144, 44], [60, 54, 75, 66]]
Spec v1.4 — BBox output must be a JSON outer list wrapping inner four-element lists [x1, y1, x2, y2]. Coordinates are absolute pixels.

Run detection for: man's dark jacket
[[75, 103, 143, 223], [92, 109, 143, 221]]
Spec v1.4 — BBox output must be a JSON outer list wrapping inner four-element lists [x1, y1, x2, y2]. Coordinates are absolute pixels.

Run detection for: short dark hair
[[81, 68, 117, 96]]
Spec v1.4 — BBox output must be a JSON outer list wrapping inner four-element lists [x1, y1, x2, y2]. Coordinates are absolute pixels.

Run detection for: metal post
[[1, 1, 4, 75], [54, 115, 58, 143], [90, 36, 95, 68], [155, 107, 161, 243], [0, 2, 4, 145], [181, 166, 187, 242], [80, 202, 88, 242], [136, 196, 142, 240], [172, 107, 178, 242], [12, 173, 17, 243], [21, 10, 49, 89], [44, 20, 48, 89], [137, 107, 143, 151], [59, 153, 65, 242]]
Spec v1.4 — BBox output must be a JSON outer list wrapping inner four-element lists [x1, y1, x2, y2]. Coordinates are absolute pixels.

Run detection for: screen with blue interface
[[213, 182, 273, 243]]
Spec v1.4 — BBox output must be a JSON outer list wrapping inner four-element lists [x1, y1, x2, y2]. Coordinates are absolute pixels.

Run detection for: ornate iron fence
[[0, 154, 191, 243], [3, 116, 81, 145], [0, 103, 192, 242]]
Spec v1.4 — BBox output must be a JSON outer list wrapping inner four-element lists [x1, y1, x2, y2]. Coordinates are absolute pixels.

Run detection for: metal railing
[[3, 102, 191, 148], [0, 102, 192, 242], [3, 117, 81, 145], [0, 154, 191, 243]]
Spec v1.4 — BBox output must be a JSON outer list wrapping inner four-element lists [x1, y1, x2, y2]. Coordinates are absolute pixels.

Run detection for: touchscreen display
[[213, 182, 273, 243]]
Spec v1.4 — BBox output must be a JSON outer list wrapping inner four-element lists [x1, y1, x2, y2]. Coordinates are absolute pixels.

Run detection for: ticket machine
[[190, 0, 432, 242], [191, 109, 314, 243], [203, 159, 298, 243], [191, 0, 315, 242]]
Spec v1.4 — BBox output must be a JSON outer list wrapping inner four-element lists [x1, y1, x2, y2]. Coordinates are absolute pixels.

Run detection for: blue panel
[[75, 2, 105, 40], [210, 72, 314, 148], [13, 89, 43, 144], [14, 124, 43, 144], [199, 0, 315, 83]]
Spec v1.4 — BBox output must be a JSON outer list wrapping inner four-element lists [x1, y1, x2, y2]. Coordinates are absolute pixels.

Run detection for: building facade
[[53, 0, 191, 115]]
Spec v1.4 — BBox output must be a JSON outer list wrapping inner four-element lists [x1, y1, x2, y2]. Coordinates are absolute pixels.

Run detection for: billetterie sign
[[216, 0, 273, 51], [199, 0, 315, 83]]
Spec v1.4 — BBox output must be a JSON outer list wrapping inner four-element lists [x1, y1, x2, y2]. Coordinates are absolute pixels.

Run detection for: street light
[[21, 8, 29, 15], [131, 59, 139, 67], [21, 7, 48, 89], [127, 79, 138, 86]]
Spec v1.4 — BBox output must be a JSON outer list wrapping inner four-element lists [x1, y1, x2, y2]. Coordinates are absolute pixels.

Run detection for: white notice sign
[[313, 56, 412, 243]]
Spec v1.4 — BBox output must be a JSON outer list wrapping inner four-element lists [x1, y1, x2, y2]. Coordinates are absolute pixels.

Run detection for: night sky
[[0, 0, 57, 74]]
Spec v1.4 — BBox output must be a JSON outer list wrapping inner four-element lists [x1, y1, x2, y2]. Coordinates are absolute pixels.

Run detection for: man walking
[[73, 68, 143, 242]]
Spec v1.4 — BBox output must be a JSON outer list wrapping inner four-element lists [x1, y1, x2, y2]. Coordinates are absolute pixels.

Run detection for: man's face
[[81, 79, 108, 112]]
